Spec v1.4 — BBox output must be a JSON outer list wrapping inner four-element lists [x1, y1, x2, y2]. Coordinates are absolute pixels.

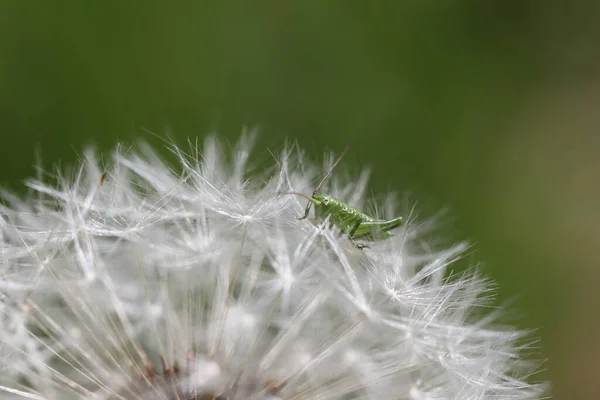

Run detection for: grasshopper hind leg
[[352, 240, 369, 250], [348, 219, 369, 249]]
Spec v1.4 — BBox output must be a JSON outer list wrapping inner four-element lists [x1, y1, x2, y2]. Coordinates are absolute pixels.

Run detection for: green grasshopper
[[282, 147, 403, 249]]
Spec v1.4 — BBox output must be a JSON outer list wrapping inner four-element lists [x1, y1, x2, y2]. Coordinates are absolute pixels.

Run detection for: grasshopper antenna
[[300, 146, 349, 219], [279, 191, 314, 202]]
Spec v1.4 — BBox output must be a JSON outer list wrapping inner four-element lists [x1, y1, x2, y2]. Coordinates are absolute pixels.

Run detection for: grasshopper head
[[304, 194, 330, 221], [312, 194, 337, 218], [312, 194, 332, 207]]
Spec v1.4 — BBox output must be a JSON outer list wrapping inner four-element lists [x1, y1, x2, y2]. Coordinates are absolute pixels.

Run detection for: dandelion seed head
[[0, 134, 548, 399]]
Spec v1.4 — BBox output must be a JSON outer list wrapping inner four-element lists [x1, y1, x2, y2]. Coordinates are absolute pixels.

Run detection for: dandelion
[[0, 133, 548, 399]]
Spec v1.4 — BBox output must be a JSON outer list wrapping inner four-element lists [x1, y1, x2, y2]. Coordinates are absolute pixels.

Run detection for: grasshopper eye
[[322, 197, 330, 206]]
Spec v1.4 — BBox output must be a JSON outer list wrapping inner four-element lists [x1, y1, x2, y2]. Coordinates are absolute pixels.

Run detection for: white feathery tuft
[[0, 133, 549, 399]]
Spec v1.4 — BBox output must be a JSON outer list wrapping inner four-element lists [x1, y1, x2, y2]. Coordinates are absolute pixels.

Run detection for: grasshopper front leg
[[298, 191, 319, 220]]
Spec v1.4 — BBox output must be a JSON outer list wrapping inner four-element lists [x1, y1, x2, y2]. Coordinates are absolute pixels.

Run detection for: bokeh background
[[2, 1, 600, 398]]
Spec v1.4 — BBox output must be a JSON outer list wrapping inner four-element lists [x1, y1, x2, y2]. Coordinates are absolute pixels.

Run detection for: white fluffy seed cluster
[[0, 135, 548, 399]]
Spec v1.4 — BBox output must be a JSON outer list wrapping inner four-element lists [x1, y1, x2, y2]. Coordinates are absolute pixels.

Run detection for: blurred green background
[[2, 1, 600, 398]]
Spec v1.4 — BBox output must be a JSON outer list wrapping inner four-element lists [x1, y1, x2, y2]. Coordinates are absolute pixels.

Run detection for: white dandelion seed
[[0, 133, 549, 399]]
